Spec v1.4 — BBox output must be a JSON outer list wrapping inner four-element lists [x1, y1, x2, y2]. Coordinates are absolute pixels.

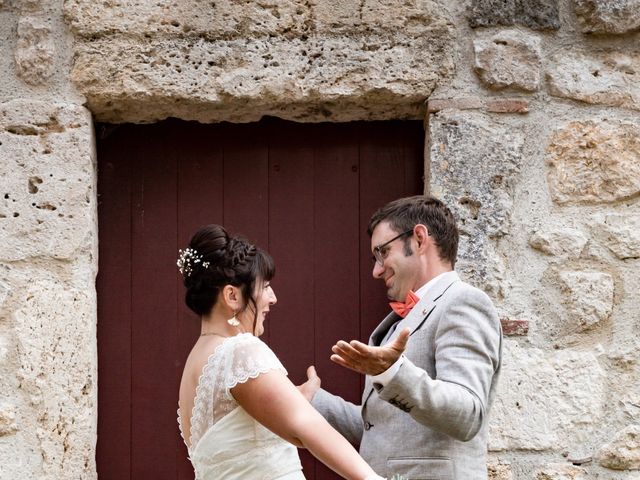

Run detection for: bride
[[177, 224, 384, 480]]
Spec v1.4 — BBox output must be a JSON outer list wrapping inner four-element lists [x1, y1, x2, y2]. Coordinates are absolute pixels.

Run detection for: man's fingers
[[332, 342, 361, 361], [350, 340, 373, 355], [330, 353, 353, 368]]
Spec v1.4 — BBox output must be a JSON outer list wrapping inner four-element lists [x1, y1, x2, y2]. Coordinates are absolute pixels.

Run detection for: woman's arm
[[232, 370, 381, 480]]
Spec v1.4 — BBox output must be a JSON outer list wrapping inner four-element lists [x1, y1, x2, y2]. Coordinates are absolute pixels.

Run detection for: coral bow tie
[[389, 290, 420, 318]]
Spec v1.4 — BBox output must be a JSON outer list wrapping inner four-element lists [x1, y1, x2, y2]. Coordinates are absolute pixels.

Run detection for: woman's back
[[177, 334, 304, 480], [178, 335, 226, 449]]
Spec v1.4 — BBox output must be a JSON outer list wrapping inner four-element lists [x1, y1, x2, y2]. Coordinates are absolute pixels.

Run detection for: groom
[[301, 195, 502, 480]]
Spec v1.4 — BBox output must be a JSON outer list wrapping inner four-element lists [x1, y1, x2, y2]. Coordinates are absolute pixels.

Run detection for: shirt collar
[[413, 271, 450, 299]]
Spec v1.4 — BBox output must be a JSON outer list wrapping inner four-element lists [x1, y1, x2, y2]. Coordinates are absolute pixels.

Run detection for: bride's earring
[[227, 311, 240, 327]]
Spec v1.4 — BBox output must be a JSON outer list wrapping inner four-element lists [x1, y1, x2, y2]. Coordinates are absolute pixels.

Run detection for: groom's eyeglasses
[[372, 229, 414, 266]]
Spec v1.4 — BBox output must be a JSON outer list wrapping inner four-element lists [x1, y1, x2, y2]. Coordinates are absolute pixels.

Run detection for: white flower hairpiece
[[177, 247, 210, 277]]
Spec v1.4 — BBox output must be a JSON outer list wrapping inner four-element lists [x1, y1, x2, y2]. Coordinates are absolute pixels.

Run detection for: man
[[301, 195, 502, 480]]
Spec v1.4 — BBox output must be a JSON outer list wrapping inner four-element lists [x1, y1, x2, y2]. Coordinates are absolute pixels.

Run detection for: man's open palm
[[330, 328, 410, 375]]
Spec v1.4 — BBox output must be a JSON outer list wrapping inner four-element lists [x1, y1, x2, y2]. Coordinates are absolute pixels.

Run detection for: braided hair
[[177, 225, 275, 325]]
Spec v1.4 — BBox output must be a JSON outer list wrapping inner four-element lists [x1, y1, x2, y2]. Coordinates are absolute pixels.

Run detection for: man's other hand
[[297, 365, 321, 402]]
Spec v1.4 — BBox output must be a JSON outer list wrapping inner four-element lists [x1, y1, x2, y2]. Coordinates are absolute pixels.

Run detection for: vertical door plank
[[175, 120, 226, 480], [312, 123, 362, 480], [312, 123, 361, 404], [266, 121, 317, 479], [96, 126, 133, 480], [220, 123, 271, 341], [130, 123, 179, 480]]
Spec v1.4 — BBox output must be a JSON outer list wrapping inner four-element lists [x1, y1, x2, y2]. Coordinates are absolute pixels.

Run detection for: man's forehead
[[371, 220, 397, 241]]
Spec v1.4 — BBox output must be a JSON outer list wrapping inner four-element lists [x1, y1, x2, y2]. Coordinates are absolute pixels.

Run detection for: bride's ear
[[221, 285, 242, 311]]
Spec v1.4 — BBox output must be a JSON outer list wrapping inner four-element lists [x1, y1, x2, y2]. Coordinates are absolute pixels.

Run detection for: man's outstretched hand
[[297, 365, 321, 402], [330, 328, 410, 375]]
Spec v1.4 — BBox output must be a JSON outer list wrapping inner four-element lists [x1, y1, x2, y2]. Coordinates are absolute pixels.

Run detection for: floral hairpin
[[177, 248, 210, 277]]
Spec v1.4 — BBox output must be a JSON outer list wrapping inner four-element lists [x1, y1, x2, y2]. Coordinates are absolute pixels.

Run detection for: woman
[[177, 224, 384, 480]]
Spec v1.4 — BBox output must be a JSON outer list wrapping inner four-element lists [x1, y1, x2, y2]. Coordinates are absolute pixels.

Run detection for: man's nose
[[372, 261, 384, 279]]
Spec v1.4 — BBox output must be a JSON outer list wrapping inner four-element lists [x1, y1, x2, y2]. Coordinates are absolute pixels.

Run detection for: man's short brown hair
[[368, 195, 459, 267]]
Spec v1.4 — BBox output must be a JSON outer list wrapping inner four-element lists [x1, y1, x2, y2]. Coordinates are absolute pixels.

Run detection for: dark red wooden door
[[96, 118, 423, 480]]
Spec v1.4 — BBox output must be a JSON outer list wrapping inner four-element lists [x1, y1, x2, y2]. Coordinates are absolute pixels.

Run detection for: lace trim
[[177, 333, 286, 451], [225, 363, 286, 397]]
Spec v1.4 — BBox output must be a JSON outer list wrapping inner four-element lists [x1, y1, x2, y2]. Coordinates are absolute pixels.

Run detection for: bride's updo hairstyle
[[177, 224, 275, 320]]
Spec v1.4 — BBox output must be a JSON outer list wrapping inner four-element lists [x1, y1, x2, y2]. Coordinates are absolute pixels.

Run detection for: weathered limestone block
[[594, 214, 640, 260], [546, 120, 640, 204], [490, 341, 606, 451], [66, 0, 455, 123], [429, 110, 523, 295], [0, 100, 95, 261], [536, 463, 587, 479], [548, 51, 640, 111], [529, 228, 588, 259], [15, 16, 55, 85], [467, 0, 560, 29], [0, 402, 17, 435], [488, 462, 513, 480], [597, 425, 640, 470], [573, 0, 640, 34], [13, 276, 96, 479], [474, 30, 542, 91], [559, 271, 614, 332]]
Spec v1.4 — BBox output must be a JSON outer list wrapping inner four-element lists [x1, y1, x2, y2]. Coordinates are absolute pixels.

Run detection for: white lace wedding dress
[[178, 333, 305, 480]]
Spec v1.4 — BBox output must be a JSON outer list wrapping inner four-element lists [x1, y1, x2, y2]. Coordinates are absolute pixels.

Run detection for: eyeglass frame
[[372, 228, 415, 266]]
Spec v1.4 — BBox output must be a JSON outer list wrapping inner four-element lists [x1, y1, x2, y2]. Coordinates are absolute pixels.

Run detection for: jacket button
[[364, 421, 372, 430]]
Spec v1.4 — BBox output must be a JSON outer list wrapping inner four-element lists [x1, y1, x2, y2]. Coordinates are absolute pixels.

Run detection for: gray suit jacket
[[313, 271, 502, 480]]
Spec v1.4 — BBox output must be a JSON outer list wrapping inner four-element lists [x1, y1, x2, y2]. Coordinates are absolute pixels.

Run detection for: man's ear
[[221, 285, 242, 311], [414, 224, 430, 251]]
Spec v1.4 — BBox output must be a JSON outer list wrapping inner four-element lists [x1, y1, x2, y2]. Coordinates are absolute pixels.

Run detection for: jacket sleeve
[[376, 287, 502, 441], [311, 388, 364, 446]]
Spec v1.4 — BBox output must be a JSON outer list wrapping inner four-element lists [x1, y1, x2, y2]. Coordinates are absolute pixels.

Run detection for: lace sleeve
[[223, 334, 287, 397]]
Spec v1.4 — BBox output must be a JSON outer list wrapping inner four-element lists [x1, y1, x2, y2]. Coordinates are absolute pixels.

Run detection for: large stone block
[[573, 0, 640, 34], [594, 214, 640, 260], [597, 425, 640, 470], [429, 110, 524, 295], [548, 51, 640, 111], [0, 100, 96, 261], [473, 29, 542, 91], [490, 341, 606, 451], [66, 0, 455, 123], [529, 228, 588, 259], [12, 275, 96, 479], [467, 0, 560, 29], [15, 15, 55, 85], [545, 120, 640, 204], [559, 271, 614, 332]]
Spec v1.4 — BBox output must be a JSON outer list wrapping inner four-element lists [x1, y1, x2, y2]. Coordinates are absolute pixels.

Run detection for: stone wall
[[1, 0, 639, 479]]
